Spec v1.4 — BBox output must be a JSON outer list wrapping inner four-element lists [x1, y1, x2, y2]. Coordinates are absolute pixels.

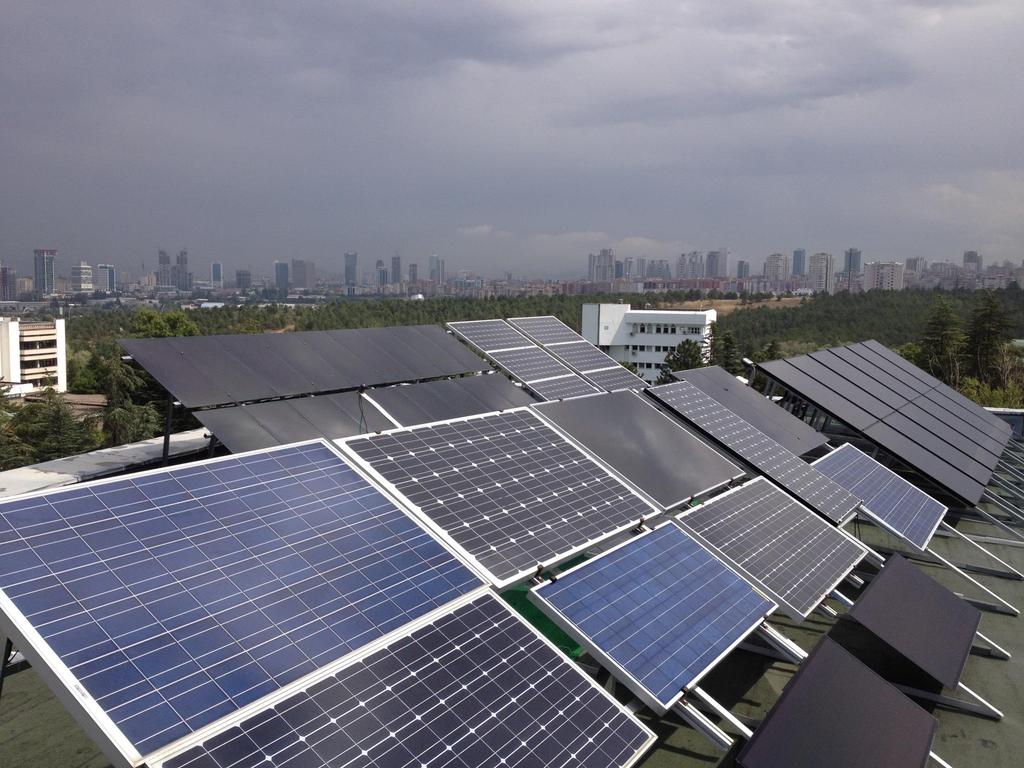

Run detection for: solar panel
[[0, 442, 482, 759], [489, 346, 579, 383], [446, 319, 532, 352], [897, 402, 1000, 470], [536, 391, 743, 509], [585, 366, 648, 392], [507, 315, 586, 345], [756, 359, 878, 432], [648, 381, 861, 524], [676, 479, 867, 619], [527, 374, 602, 400], [546, 341, 624, 372], [736, 637, 938, 768], [531, 524, 775, 713], [161, 593, 655, 768], [811, 444, 946, 550], [341, 409, 655, 587], [365, 374, 537, 427]]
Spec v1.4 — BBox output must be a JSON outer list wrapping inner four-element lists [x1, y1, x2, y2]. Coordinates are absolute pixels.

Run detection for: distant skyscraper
[[391, 253, 402, 285], [156, 249, 172, 287], [274, 261, 289, 293], [408, 262, 418, 285], [623, 256, 635, 279], [646, 259, 671, 279], [963, 250, 983, 273], [344, 252, 358, 288], [33, 249, 56, 297], [0, 265, 16, 300], [96, 264, 116, 293], [808, 252, 836, 294], [843, 248, 862, 274], [168, 249, 192, 291], [736, 260, 750, 279], [705, 249, 728, 278], [71, 261, 94, 293], [904, 257, 927, 273], [677, 251, 704, 279], [429, 254, 446, 284], [210, 261, 223, 288], [614, 260, 624, 278], [587, 249, 615, 281], [291, 259, 315, 290], [792, 249, 807, 276], [376, 259, 389, 289], [235, 269, 252, 290], [763, 253, 791, 282], [863, 261, 905, 291], [635, 256, 647, 279]]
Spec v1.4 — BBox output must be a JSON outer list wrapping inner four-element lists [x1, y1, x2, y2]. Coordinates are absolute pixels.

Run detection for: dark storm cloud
[[1, 1, 1021, 279]]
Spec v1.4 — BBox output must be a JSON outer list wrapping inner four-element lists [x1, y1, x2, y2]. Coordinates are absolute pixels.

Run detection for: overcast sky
[[2, 1, 1022, 279]]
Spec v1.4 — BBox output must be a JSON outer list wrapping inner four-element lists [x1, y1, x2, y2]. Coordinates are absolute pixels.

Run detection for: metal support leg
[[691, 686, 753, 738], [929, 751, 955, 768], [0, 638, 11, 703], [925, 546, 1019, 615], [671, 699, 734, 751], [830, 590, 855, 608], [814, 603, 838, 619], [161, 396, 174, 467], [757, 623, 808, 663], [939, 522, 1024, 580], [893, 682, 1003, 720], [973, 631, 1011, 661]]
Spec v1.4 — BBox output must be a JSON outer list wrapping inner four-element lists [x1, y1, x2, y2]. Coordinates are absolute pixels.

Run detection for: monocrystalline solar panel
[[546, 341, 624, 372], [0, 442, 482, 759], [366, 374, 537, 427], [162, 594, 655, 768], [489, 346, 578, 383], [446, 319, 532, 352], [526, 374, 602, 401], [736, 637, 938, 768], [585, 366, 648, 392], [508, 315, 586, 345], [341, 409, 654, 587], [648, 381, 861, 524], [536, 391, 742, 509], [676, 479, 867, 619], [532, 524, 775, 713], [812, 444, 946, 550]]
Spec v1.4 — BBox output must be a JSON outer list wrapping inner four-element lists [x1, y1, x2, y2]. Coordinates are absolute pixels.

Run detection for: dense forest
[[1, 286, 1021, 471]]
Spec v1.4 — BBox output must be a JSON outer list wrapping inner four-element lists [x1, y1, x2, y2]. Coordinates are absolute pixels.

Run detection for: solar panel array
[[342, 409, 654, 587], [0, 442, 483, 757], [509, 315, 647, 391], [812, 444, 947, 551], [162, 594, 655, 768], [365, 374, 537, 427], [447, 320, 600, 402], [676, 479, 868, 619], [120, 325, 490, 409], [757, 339, 1012, 503], [532, 524, 775, 713], [648, 381, 861, 524]]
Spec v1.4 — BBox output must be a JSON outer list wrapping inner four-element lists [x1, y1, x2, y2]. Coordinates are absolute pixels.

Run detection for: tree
[[751, 339, 781, 364], [9, 389, 100, 462], [656, 339, 704, 384], [712, 329, 743, 374], [0, 381, 32, 470], [92, 344, 161, 446], [131, 308, 200, 338], [918, 297, 966, 387], [966, 291, 1009, 387]]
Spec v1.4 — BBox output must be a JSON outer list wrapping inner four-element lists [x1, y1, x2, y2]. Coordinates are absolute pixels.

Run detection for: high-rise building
[[376, 259, 389, 289], [792, 249, 807, 276], [843, 248, 862, 274], [391, 253, 402, 285], [904, 257, 927, 273], [587, 249, 615, 282], [291, 259, 315, 290], [96, 264, 116, 293], [0, 317, 67, 395], [210, 261, 223, 288], [705, 249, 728, 278], [344, 252, 358, 288], [863, 261, 905, 291], [33, 249, 56, 297], [429, 254, 446, 284], [70, 261, 94, 293], [808, 252, 836, 294], [408, 262, 418, 285], [274, 261, 289, 293], [171, 249, 192, 291], [235, 270, 252, 290], [677, 251, 704, 279], [736, 260, 750, 279], [763, 253, 791, 282], [963, 250, 983, 273], [635, 256, 647, 279], [156, 249, 172, 287], [0, 265, 16, 301], [614, 260, 624, 278], [623, 256, 635, 279], [646, 259, 671, 279]]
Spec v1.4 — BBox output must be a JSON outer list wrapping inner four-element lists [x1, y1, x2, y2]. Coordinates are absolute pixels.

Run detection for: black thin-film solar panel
[[341, 409, 655, 587], [446, 319, 532, 353], [676, 479, 867, 619], [161, 593, 656, 768], [649, 381, 861, 524]]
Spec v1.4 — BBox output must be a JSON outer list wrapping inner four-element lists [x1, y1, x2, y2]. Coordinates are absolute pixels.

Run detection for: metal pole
[[0, 638, 12, 703], [161, 396, 173, 466]]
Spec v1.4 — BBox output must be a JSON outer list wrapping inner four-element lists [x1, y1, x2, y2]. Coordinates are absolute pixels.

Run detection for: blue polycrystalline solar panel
[[677, 479, 867, 619], [162, 594, 655, 768], [532, 524, 775, 712], [508, 315, 586, 345], [648, 381, 861, 525], [528, 374, 602, 401], [343, 409, 654, 587], [489, 346, 579, 383], [813, 444, 947, 550], [0, 442, 482, 758], [446, 319, 532, 352], [586, 366, 647, 392], [546, 341, 625, 372]]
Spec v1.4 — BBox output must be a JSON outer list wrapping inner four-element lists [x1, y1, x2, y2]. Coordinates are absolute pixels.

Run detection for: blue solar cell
[[532, 524, 774, 712], [813, 443, 946, 550], [0, 442, 482, 758]]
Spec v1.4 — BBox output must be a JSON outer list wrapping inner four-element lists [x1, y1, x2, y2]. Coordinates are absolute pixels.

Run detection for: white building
[[863, 261, 905, 291], [70, 261, 93, 293], [0, 317, 67, 395], [763, 253, 791, 282], [96, 264, 116, 293], [808, 252, 836, 294], [582, 304, 716, 383]]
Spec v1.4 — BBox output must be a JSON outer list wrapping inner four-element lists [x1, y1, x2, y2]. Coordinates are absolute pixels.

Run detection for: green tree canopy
[[918, 297, 966, 387], [656, 339, 704, 384], [966, 291, 1009, 387], [8, 389, 100, 463]]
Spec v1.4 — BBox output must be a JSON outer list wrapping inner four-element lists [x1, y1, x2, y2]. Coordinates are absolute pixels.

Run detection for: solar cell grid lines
[[489, 346, 578, 383], [342, 409, 655, 587], [585, 366, 648, 392], [160, 593, 655, 768], [508, 315, 586, 345], [446, 319, 532, 352], [547, 341, 624, 372], [528, 375, 602, 401], [812, 444, 946, 550], [649, 381, 860, 524], [533, 524, 775, 713], [0, 442, 482, 758], [676, 479, 867, 618]]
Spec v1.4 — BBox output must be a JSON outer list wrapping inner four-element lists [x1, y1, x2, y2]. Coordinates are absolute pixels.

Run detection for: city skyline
[[2, 3, 1022, 279]]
